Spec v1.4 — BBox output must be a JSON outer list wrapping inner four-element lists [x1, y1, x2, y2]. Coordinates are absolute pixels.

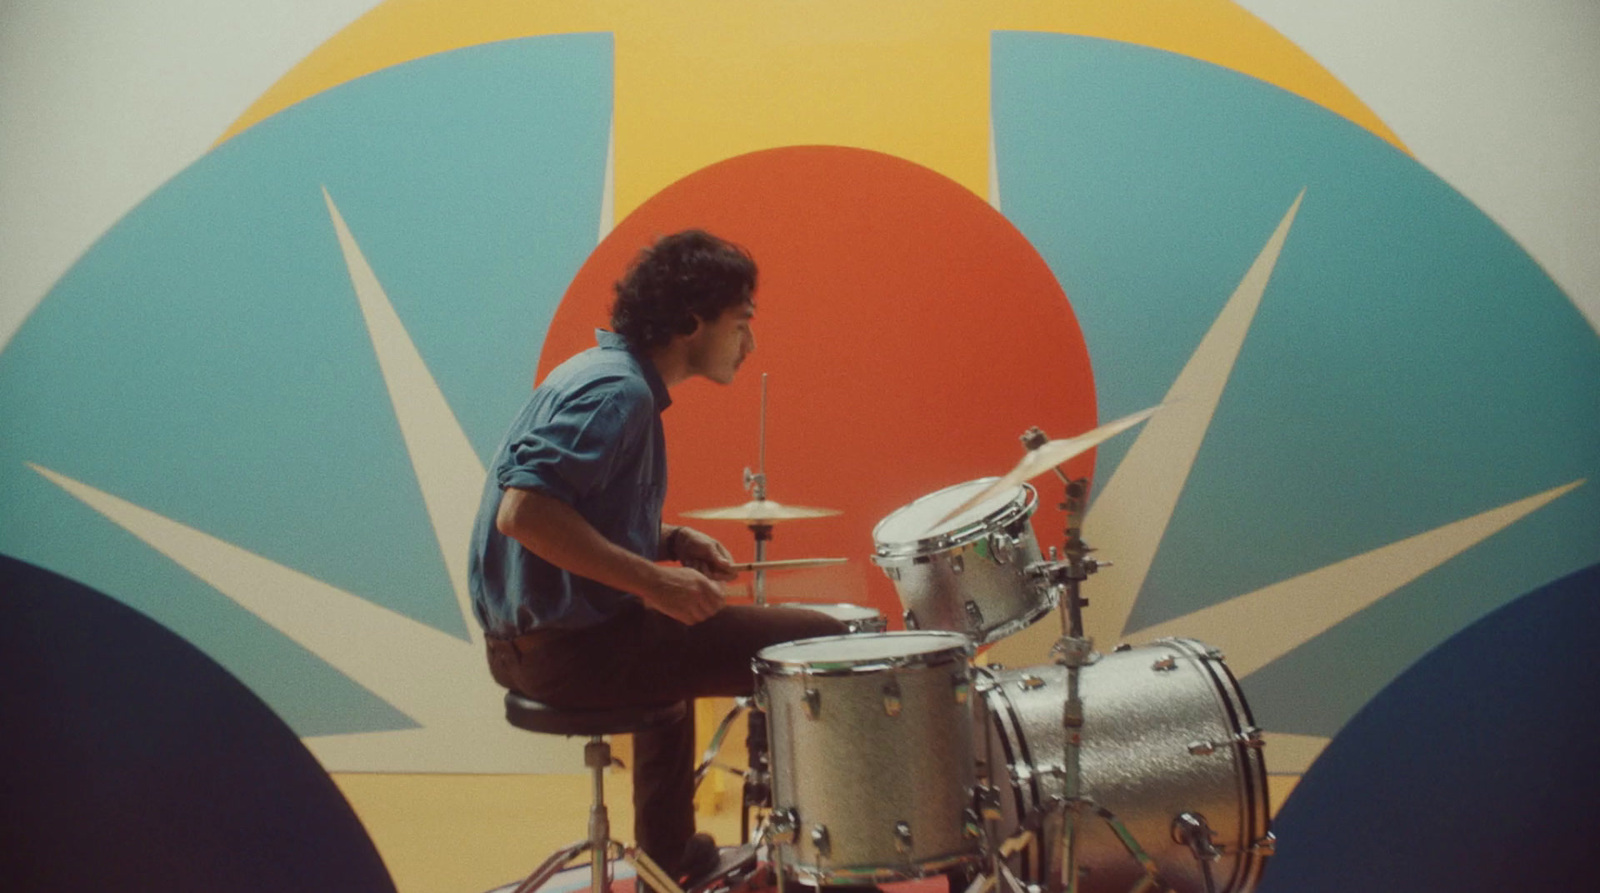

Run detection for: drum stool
[[502, 692, 690, 893]]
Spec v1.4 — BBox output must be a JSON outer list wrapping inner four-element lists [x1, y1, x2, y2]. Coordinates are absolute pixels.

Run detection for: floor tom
[[754, 631, 982, 883]]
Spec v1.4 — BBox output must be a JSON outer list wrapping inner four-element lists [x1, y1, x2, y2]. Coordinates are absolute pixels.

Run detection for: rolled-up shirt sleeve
[[495, 378, 647, 505]]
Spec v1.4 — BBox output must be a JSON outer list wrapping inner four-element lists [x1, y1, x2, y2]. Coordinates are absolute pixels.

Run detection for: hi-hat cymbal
[[928, 405, 1161, 530], [681, 498, 842, 523]]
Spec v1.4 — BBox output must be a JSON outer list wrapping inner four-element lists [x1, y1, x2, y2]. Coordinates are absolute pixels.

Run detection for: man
[[468, 230, 846, 890]]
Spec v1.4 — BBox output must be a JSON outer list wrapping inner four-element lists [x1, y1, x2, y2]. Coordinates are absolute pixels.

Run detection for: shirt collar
[[596, 329, 672, 412]]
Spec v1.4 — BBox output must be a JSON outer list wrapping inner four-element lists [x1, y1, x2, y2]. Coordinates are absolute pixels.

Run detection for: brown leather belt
[[484, 630, 550, 657]]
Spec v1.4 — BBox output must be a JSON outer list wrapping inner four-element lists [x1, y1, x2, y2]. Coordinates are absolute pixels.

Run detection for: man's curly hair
[[610, 230, 757, 352]]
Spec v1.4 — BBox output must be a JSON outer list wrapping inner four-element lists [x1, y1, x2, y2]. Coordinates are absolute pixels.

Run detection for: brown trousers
[[487, 601, 847, 870]]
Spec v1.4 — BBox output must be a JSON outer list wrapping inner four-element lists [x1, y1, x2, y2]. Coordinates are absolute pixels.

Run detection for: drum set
[[684, 382, 1273, 893]]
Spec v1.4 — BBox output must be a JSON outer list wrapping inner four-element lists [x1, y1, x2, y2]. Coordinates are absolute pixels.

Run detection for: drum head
[[873, 478, 1025, 548], [755, 631, 971, 673], [781, 602, 880, 622]]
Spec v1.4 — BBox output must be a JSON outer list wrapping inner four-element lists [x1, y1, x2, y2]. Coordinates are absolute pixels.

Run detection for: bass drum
[[976, 639, 1273, 893]]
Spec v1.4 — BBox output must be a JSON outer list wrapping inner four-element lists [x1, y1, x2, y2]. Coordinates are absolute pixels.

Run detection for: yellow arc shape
[[219, 0, 1405, 218]]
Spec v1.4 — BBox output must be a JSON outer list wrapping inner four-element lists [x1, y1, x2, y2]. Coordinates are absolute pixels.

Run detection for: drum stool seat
[[501, 692, 690, 893]]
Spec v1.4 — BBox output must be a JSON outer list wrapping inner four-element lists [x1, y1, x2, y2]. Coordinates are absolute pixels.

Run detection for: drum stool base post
[[508, 734, 689, 893]]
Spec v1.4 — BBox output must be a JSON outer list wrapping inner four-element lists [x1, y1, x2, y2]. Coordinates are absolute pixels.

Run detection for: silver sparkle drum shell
[[871, 478, 1058, 644], [754, 632, 982, 882], [977, 639, 1272, 893], [776, 602, 888, 634]]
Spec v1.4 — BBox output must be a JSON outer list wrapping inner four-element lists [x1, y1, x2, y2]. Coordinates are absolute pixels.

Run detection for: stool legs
[[511, 735, 688, 893]]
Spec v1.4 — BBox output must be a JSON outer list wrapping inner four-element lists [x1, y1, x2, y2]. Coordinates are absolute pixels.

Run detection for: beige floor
[[332, 766, 1298, 893]]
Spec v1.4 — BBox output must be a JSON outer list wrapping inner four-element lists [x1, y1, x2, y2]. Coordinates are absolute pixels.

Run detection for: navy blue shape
[[1260, 562, 1600, 892], [0, 554, 395, 893]]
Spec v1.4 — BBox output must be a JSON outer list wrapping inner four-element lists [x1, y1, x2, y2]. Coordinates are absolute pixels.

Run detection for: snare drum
[[775, 602, 888, 634], [872, 478, 1057, 644], [753, 632, 982, 883], [976, 639, 1273, 893]]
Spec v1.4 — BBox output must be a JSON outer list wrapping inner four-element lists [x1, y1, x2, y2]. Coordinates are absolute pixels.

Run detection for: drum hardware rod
[[1052, 797, 1169, 893], [694, 697, 751, 788], [728, 557, 849, 572], [1173, 812, 1223, 893], [980, 717, 1007, 893], [1034, 471, 1168, 893], [743, 704, 772, 845], [966, 859, 1032, 893], [748, 522, 773, 606], [741, 374, 771, 604], [763, 807, 797, 893]]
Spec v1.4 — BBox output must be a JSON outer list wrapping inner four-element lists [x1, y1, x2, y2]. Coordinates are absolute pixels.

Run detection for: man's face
[[686, 299, 756, 385]]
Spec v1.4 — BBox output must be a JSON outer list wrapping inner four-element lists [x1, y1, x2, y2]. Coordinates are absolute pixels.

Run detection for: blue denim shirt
[[468, 330, 671, 635]]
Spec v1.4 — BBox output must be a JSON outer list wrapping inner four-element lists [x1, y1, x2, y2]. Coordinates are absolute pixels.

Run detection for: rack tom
[[872, 478, 1057, 644]]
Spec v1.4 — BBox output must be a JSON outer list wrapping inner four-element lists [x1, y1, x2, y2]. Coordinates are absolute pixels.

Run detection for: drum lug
[[883, 564, 901, 582], [964, 600, 985, 630], [1187, 726, 1264, 756], [988, 531, 1016, 564], [803, 687, 822, 720], [1248, 831, 1278, 856], [950, 554, 965, 574], [1018, 674, 1047, 691], [882, 678, 903, 716], [973, 786, 1002, 821], [894, 821, 914, 854], [903, 609, 920, 630], [962, 808, 984, 840], [768, 808, 800, 845], [810, 824, 831, 856]]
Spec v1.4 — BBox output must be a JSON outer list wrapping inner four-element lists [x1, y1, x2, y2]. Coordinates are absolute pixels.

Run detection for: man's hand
[[672, 527, 739, 582], [498, 488, 726, 624], [643, 565, 727, 625]]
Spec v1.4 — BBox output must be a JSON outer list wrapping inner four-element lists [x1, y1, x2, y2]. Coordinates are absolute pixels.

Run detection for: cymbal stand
[[1018, 428, 1167, 893], [744, 373, 772, 606]]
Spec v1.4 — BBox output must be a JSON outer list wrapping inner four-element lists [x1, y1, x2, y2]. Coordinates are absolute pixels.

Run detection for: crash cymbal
[[681, 498, 842, 523], [728, 557, 849, 571], [928, 405, 1161, 530]]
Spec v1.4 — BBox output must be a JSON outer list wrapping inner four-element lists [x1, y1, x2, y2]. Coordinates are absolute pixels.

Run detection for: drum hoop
[[782, 850, 985, 884], [976, 668, 1042, 821], [1157, 637, 1273, 892], [752, 631, 974, 677], [798, 602, 880, 618], [872, 480, 1038, 560]]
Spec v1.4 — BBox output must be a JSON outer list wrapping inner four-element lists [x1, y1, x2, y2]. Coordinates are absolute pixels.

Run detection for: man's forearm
[[496, 487, 665, 597]]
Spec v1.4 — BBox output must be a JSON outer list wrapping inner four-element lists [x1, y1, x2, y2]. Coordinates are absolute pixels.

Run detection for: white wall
[[3, 0, 1597, 353]]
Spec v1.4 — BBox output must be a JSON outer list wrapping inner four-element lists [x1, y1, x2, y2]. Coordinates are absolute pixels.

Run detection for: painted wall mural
[[2, 2, 1596, 890]]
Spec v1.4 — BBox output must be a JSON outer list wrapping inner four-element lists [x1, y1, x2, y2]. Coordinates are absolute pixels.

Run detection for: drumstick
[[727, 558, 849, 572]]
